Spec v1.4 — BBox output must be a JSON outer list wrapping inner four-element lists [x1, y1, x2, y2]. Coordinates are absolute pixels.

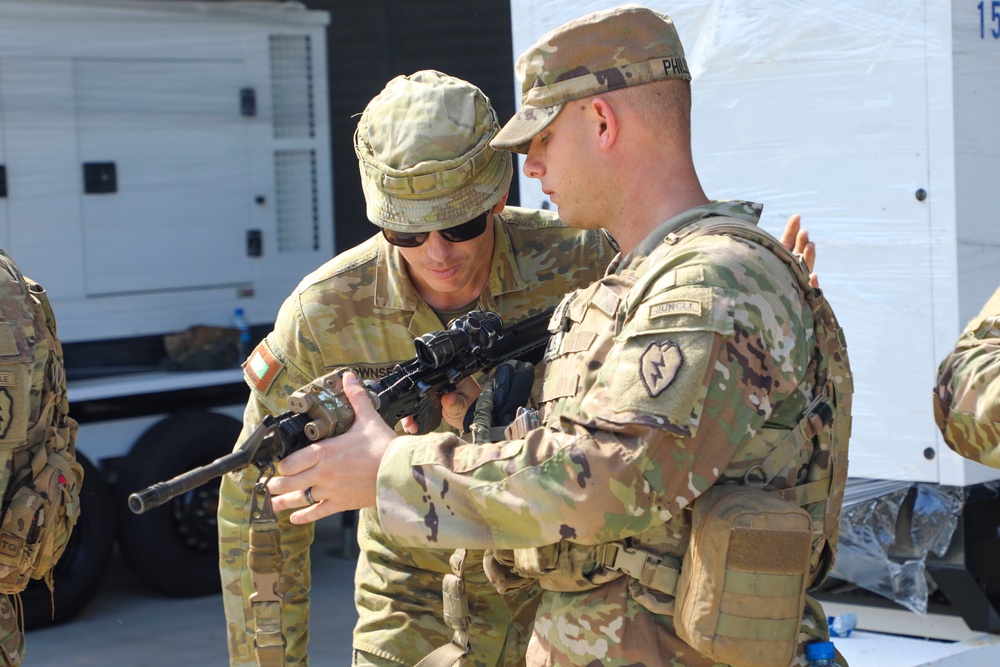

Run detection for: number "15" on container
[[980, 1, 1000, 38]]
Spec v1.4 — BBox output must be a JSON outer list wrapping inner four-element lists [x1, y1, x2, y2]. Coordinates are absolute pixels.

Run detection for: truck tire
[[116, 411, 241, 597], [22, 452, 115, 628]]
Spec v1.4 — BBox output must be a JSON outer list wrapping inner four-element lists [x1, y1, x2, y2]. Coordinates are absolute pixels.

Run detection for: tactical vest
[[505, 217, 852, 656], [0, 252, 83, 596], [424, 217, 852, 666]]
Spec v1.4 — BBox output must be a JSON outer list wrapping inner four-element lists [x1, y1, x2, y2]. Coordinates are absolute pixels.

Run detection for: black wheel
[[22, 452, 115, 628], [116, 411, 241, 597]]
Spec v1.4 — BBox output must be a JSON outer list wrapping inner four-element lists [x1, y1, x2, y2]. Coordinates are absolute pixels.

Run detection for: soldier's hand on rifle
[[400, 376, 483, 434], [268, 370, 396, 524]]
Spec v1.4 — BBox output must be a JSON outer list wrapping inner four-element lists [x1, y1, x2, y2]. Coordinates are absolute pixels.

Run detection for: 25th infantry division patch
[[640, 341, 683, 398]]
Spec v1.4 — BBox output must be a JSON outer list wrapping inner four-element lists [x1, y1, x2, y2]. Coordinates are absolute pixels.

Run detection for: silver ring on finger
[[304, 486, 318, 506]]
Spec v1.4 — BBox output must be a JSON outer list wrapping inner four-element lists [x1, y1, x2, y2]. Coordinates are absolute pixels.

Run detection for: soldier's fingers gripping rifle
[[127, 307, 554, 515]]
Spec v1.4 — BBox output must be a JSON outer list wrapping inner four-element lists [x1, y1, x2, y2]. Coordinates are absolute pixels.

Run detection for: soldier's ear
[[491, 190, 510, 213], [590, 97, 619, 152]]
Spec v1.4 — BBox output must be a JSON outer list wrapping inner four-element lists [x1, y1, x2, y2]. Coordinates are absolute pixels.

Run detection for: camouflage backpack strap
[[24, 278, 78, 459], [666, 217, 853, 584], [414, 548, 470, 667]]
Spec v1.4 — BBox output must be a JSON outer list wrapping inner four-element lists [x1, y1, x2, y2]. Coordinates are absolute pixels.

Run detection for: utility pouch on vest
[[0, 436, 82, 592], [414, 549, 470, 667], [511, 540, 620, 592], [674, 484, 812, 667]]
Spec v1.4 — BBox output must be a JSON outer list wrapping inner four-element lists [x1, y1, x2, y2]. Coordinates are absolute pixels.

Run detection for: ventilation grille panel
[[269, 34, 315, 139], [275, 149, 319, 252]]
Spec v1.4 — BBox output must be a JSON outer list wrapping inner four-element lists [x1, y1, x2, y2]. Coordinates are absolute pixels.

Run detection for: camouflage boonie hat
[[492, 4, 691, 154], [355, 70, 513, 232]]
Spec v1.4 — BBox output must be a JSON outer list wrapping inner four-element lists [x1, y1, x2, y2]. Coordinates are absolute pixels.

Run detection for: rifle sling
[[248, 482, 286, 667]]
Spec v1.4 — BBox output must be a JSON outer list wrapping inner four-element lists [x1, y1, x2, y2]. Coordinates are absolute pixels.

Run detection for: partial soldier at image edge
[[934, 285, 1000, 468], [0, 247, 84, 666]]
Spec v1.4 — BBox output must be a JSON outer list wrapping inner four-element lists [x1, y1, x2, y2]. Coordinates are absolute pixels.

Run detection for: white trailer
[[508, 1, 1000, 664], [0, 0, 333, 624]]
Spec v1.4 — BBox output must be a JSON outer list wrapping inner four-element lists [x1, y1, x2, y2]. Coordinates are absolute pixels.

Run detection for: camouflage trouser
[[352, 525, 540, 667], [353, 511, 533, 667], [0, 596, 24, 666], [218, 468, 314, 666], [220, 466, 534, 667]]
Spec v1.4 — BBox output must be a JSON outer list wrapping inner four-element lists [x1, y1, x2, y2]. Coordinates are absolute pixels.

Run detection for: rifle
[[127, 307, 554, 515]]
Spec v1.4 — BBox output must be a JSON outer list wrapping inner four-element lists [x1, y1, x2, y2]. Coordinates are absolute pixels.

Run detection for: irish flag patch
[[245, 341, 282, 393]]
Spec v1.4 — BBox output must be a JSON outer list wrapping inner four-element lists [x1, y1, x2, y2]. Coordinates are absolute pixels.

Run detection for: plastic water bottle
[[806, 640, 836, 666], [233, 307, 251, 359]]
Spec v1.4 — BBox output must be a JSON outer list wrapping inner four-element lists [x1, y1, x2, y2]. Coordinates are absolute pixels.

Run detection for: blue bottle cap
[[806, 641, 835, 661]]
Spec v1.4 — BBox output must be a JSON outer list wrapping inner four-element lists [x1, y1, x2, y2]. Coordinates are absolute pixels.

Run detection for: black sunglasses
[[382, 211, 489, 248]]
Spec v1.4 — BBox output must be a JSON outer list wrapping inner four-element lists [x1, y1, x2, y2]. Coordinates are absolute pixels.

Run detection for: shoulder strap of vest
[[23, 280, 73, 446], [664, 216, 816, 297]]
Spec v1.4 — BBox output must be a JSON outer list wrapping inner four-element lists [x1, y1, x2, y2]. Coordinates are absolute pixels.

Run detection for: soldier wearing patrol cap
[[934, 286, 1000, 467], [266, 6, 851, 667], [217, 69, 617, 667]]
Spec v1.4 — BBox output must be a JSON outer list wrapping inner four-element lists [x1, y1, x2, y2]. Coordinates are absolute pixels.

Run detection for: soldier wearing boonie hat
[[356, 69, 513, 232], [491, 4, 691, 154], [217, 68, 616, 667]]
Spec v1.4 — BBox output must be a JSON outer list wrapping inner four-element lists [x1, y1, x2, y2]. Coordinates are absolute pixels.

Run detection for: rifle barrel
[[128, 449, 250, 514]]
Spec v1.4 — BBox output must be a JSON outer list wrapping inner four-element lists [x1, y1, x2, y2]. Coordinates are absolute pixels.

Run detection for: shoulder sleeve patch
[[607, 285, 733, 431], [640, 341, 683, 398], [243, 340, 283, 394]]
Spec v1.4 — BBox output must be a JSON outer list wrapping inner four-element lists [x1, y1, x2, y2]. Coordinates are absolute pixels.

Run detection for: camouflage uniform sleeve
[[376, 237, 810, 550], [934, 285, 1000, 467], [377, 420, 690, 549], [219, 290, 324, 666]]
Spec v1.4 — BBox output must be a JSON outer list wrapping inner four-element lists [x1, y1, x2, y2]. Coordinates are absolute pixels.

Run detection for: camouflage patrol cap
[[492, 4, 691, 154], [355, 70, 513, 232]]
